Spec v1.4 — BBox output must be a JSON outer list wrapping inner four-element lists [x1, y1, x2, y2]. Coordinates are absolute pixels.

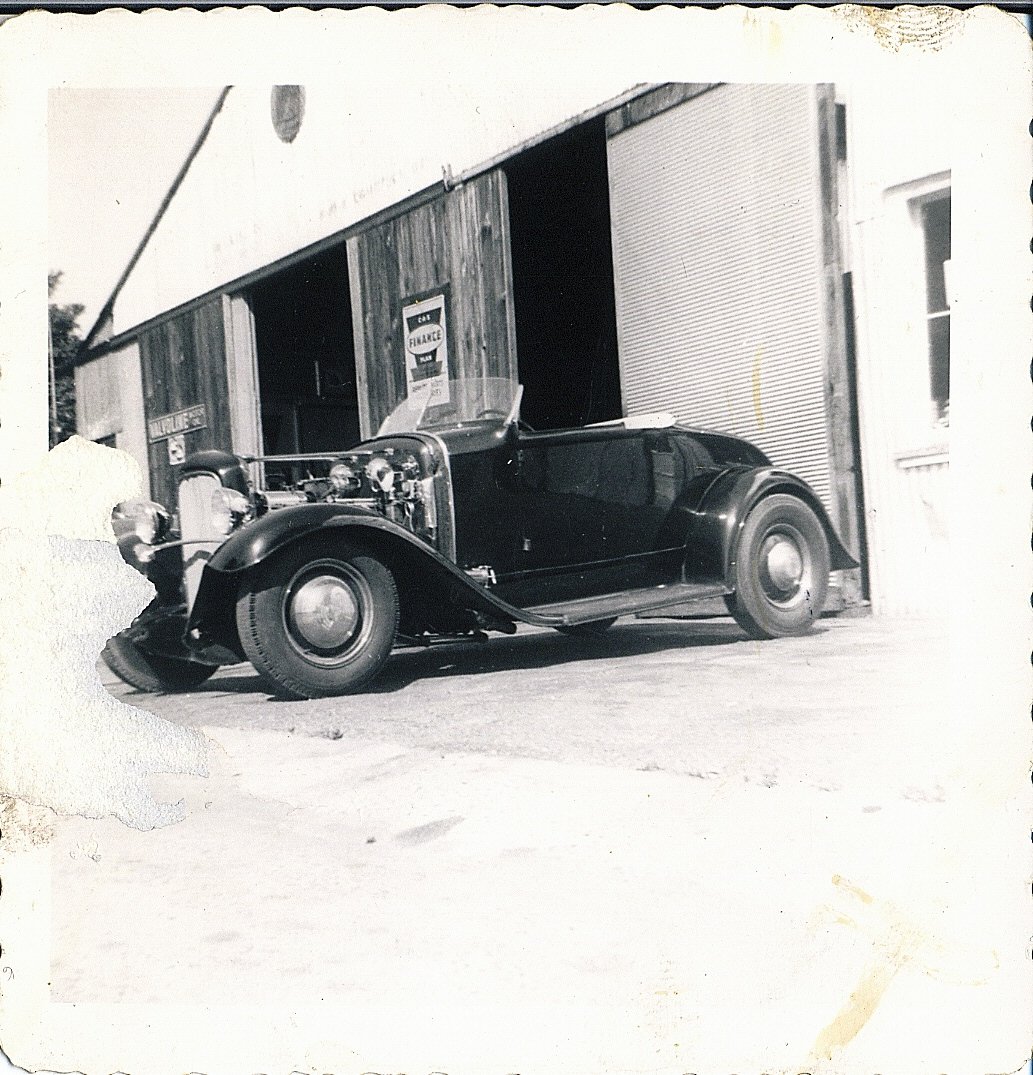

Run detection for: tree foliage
[[49, 272, 83, 447]]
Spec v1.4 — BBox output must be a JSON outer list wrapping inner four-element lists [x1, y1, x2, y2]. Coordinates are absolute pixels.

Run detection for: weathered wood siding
[[348, 169, 517, 436], [814, 83, 863, 607], [139, 297, 231, 507]]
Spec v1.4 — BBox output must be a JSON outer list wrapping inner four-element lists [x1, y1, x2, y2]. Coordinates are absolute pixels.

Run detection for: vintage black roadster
[[105, 377, 857, 699]]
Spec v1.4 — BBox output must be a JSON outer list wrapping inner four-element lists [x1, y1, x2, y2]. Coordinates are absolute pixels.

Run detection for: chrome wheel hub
[[759, 532, 805, 601], [288, 573, 360, 650]]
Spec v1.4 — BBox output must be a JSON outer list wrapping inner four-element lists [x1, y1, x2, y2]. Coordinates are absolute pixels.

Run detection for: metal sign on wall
[[147, 404, 207, 443], [166, 434, 187, 466], [402, 290, 451, 405]]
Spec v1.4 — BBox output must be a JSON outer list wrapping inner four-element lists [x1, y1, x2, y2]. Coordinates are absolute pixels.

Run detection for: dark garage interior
[[504, 116, 623, 431], [249, 243, 360, 455]]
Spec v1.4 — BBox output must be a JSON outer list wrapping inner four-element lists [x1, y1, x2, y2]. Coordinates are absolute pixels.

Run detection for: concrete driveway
[[97, 613, 947, 790], [44, 612, 1024, 1074]]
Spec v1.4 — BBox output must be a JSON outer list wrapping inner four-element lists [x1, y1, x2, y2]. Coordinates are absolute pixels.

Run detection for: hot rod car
[[104, 377, 857, 700]]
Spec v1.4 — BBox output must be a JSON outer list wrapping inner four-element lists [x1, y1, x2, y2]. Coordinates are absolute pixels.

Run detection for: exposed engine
[[252, 442, 439, 547]]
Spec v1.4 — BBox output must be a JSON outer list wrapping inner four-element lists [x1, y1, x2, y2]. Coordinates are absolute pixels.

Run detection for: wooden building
[[75, 80, 954, 614]]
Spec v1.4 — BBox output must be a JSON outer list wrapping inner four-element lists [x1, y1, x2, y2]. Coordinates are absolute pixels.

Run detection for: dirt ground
[[39, 613, 1029, 1074]]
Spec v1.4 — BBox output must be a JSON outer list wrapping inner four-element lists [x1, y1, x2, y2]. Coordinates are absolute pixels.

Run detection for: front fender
[[189, 504, 534, 642], [687, 468, 859, 587], [206, 502, 387, 573]]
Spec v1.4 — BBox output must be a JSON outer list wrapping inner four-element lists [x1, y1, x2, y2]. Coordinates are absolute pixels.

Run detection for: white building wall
[[114, 80, 640, 337], [74, 340, 150, 497], [842, 78, 953, 615]]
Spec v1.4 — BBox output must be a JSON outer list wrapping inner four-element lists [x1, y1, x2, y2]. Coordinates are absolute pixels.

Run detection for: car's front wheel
[[726, 494, 830, 639], [235, 539, 399, 700]]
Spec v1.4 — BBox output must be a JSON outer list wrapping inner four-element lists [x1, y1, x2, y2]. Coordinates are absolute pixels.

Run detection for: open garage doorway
[[248, 243, 359, 456], [504, 116, 622, 431]]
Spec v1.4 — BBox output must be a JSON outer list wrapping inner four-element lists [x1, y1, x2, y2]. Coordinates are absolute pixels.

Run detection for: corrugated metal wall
[[607, 84, 833, 508]]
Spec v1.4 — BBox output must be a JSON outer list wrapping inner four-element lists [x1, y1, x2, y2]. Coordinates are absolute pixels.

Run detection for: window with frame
[[917, 192, 951, 428]]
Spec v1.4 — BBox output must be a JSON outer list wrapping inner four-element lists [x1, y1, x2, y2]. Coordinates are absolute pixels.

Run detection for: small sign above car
[[402, 290, 451, 406], [147, 404, 207, 443], [167, 433, 187, 465]]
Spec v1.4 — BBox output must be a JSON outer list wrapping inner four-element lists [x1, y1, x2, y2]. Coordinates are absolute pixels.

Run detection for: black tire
[[235, 539, 399, 700], [558, 617, 618, 637], [102, 634, 218, 693], [725, 494, 830, 639]]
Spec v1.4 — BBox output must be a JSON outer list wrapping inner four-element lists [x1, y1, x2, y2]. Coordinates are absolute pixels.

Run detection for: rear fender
[[688, 468, 858, 588]]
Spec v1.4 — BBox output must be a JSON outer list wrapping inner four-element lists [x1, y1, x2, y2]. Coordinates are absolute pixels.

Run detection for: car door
[[515, 431, 606, 570], [512, 427, 671, 597], [446, 428, 523, 576]]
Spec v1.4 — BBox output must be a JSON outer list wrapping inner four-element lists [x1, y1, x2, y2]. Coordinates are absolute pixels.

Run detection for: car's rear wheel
[[235, 539, 399, 700], [102, 634, 218, 693], [558, 617, 618, 637], [726, 494, 830, 639]]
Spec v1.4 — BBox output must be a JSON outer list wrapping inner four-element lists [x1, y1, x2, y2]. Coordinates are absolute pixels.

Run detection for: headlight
[[366, 455, 395, 492], [329, 461, 361, 494], [210, 487, 253, 536], [115, 499, 171, 545]]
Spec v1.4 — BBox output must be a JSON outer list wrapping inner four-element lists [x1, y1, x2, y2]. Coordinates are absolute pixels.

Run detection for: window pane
[[920, 192, 951, 427], [922, 196, 951, 315], [928, 313, 950, 425]]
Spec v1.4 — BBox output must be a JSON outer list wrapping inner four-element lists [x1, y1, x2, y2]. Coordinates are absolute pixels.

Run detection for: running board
[[523, 581, 729, 627]]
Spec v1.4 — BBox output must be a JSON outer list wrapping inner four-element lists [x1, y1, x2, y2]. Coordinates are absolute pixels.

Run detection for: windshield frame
[[377, 378, 523, 437]]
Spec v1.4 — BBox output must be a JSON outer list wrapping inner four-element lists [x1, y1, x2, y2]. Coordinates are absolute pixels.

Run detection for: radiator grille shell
[[177, 471, 224, 612]]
